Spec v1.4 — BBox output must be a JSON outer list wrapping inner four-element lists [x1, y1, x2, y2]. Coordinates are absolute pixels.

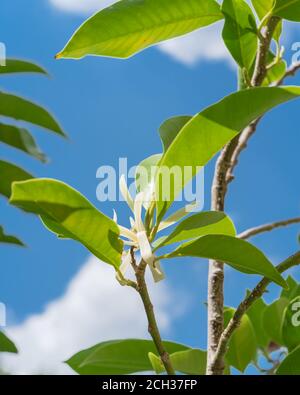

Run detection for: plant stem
[[238, 217, 300, 240], [211, 251, 300, 372], [206, 16, 281, 376], [130, 249, 175, 375]]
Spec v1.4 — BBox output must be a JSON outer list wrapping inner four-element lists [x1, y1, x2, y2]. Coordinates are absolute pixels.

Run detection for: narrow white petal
[[112, 209, 118, 223], [118, 225, 138, 242], [129, 216, 136, 230], [134, 192, 145, 232], [119, 174, 134, 211], [137, 231, 164, 283], [148, 260, 165, 283], [115, 250, 132, 285]]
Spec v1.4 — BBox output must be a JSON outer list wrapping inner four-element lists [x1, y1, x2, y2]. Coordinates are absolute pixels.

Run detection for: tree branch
[[226, 61, 300, 184], [238, 217, 300, 240], [210, 251, 300, 373], [276, 61, 300, 86], [206, 17, 281, 375], [130, 248, 175, 375]]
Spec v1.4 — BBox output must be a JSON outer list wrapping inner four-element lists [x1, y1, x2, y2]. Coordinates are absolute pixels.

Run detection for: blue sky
[[0, 0, 300, 374]]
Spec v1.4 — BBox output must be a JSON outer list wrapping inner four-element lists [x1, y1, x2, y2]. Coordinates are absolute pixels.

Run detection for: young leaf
[[0, 225, 24, 246], [273, 0, 300, 22], [0, 160, 33, 199], [0, 92, 65, 136], [0, 332, 18, 353], [263, 59, 286, 86], [276, 345, 300, 375], [66, 339, 189, 375], [263, 297, 289, 345], [148, 352, 165, 374], [169, 349, 207, 375], [0, 123, 47, 162], [155, 86, 300, 217], [164, 235, 287, 288], [282, 296, 300, 351], [224, 308, 257, 372], [159, 116, 192, 152], [251, 0, 275, 19], [10, 179, 123, 268], [246, 291, 270, 350], [0, 59, 47, 75], [221, 0, 258, 71], [281, 275, 300, 300], [56, 0, 223, 59], [154, 211, 236, 250]]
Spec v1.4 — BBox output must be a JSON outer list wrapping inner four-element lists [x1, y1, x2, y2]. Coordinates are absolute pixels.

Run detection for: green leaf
[[170, 349, 207, 375], [150, 348, 228, 375], [0, 332, 18, 353], [10, 179, 123, 268], [0, 160, 33, 199], [251, 1, 282, 45], [164, 235, 287, 288], [224, 308, 257, 372], [0, 59, 47, 75], [154, 211, 236, 250], [148, 352, 165, 374], [135, 154, 162, 195], [0, 225, 24, 246], [246, 291, 270, 350], [263, 297, 289, 345], [56, 0, 223, 59], [221, 0, 257, 71], [263, 59, 286, 86], [251, 0, 275, 19], [273, 0, 300, 22], [159, 116, 192, 152], [276, 345, 300, 375], [281, 275, 300, 300], [66, 339, 189, 375], [282, 296, 300, 351], [0, 91, 65, 136], [0, 123, 47, 162], [155, 86, 300, 217]]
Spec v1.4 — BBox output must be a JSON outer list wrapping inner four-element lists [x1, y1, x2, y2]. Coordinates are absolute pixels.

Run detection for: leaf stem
[[129, 248, 175, 375]]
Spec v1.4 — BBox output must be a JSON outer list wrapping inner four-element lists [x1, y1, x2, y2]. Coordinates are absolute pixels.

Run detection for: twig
[[206, 17, 281, 376], [276, 61, 300, 86], [129, 248, 175, 375], [210, 251, 300, 373], [226, 61, 300, 183], [238, 217, 300, 240]]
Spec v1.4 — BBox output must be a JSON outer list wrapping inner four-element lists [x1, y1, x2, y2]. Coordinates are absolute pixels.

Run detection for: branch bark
[[130, 248, 175, 375], [210, 251, 300, 372], [206, 16, 281, 376], [238, 217, 300, 240]]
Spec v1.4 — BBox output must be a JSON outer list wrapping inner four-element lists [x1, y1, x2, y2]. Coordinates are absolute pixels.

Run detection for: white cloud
[[158, 22, 231, 66], [1, 256, 179, 374], [49, 0, 114, 14]]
